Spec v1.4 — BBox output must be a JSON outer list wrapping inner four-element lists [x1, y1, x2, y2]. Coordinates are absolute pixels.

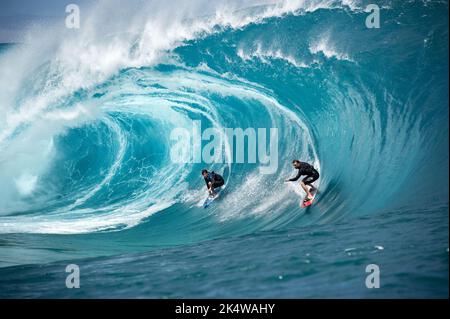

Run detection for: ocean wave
[[0, 0, 447, 244]]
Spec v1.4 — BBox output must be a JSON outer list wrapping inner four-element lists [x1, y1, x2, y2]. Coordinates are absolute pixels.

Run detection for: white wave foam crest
[[0, 0, 356, 148], [0, 201, 174, 234], [237, 43, 311, 68], [309, 36, 353, 61]]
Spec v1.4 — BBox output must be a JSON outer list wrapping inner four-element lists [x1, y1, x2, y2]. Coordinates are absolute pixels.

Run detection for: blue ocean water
[[0, 0, 448, 298]]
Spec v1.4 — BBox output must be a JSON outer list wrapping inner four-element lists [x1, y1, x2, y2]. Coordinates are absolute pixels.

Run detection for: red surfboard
[[301, 188, 317, 208]]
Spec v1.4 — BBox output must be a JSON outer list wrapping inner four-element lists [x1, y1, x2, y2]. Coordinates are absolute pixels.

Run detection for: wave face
[[0, 0, 448, 297]]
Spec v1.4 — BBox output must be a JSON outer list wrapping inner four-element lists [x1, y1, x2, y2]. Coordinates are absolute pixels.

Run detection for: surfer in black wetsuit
[[286, 160, 319, 202], [202, 169, 224, 197]]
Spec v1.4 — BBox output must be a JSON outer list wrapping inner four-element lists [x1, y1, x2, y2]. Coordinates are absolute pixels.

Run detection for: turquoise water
[[0, 0, 448, 298]]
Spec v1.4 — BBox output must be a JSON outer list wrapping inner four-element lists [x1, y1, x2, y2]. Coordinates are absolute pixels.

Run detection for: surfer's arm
[[287, 170, 302, 182]]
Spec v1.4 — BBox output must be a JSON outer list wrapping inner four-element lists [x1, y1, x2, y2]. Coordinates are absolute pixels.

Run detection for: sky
[[0, 0, 95, 42]]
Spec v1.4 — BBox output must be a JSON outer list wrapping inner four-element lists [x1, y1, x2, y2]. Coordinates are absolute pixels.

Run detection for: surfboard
[[301, 187, 317, 208], [203, 187, 222, 208]]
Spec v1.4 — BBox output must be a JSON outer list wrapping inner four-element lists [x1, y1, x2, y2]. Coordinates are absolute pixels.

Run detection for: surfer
[[202, 169, 224, 197], [286, 160, 319, 202]]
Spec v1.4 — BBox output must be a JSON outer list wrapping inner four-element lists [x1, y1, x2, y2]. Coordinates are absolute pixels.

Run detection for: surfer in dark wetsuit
[[286, 159, 319, 202], [202, 169, 224, 197]]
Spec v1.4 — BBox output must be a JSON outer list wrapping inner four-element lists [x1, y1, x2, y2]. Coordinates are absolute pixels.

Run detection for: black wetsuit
[[204, 172, 225, 189], [289, 162, 319, 185]]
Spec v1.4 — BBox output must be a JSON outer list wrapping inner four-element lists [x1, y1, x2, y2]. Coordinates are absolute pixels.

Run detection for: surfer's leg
[[207, 182, 214, 195], [305, 173, 319, 194], [300, 181, 312, 198], [211, 180, 224, 196], [302, 175, 317, 199]]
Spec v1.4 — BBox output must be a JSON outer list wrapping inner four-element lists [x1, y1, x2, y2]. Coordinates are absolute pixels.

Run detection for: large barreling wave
[[0, 0, 448, 263]]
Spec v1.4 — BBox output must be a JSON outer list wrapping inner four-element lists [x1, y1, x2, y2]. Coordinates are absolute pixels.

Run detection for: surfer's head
[[201, 169, 209, 177], [292, 159, 301, 168]]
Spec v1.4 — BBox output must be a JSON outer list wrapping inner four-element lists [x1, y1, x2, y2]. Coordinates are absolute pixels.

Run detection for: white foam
[[237, 43, 310, 68], [0, 0, 353, 149], [0, 201, 174, 234], [309, 36, 353, 61], [14, 173, 38, 196]]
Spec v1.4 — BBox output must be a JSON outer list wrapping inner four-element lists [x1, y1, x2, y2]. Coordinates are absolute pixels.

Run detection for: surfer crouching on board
[[286, 160, 319, 202], [202, 169, 225, 197]]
